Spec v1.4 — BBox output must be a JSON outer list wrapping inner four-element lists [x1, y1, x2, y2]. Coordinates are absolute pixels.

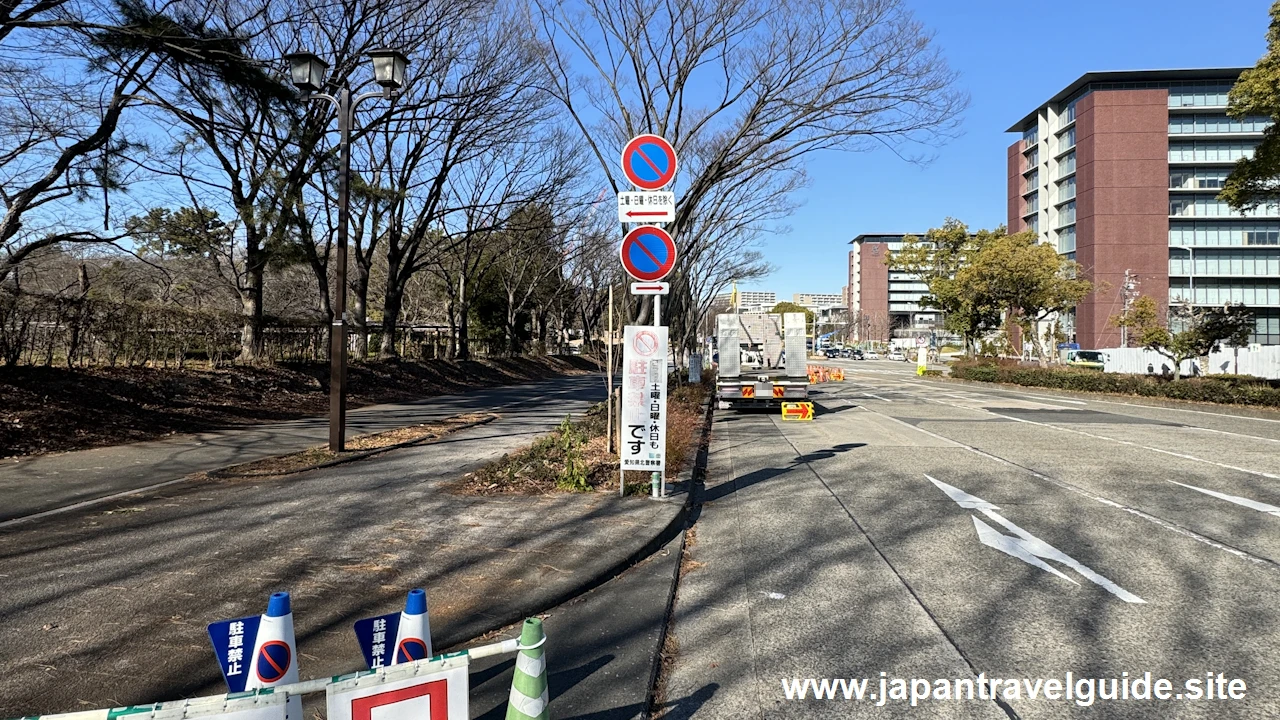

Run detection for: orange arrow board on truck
[[780, 402, 814, 421]]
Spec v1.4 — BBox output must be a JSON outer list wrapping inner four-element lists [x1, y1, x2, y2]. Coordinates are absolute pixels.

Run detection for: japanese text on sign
[[621, 325, 667, 471]]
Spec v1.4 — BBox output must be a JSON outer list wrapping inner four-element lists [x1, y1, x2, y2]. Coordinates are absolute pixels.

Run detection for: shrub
[[949, 364, 1280, 408]]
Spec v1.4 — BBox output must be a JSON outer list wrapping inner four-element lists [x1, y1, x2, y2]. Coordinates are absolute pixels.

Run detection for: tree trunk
[[379, 253, 406, 360], [506, 289, 520, 355], [351, 262, 370, 361], [457, 299, 471, 360], [238, 233, 265, 363], [379, 286, 403, 360]]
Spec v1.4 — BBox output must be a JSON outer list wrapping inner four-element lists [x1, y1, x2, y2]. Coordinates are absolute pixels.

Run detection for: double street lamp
[[284, 48, 409, 452]]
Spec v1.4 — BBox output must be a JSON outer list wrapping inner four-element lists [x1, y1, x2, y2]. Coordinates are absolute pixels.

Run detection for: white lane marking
[[928, 475, 1144, 603], [1168, 480, 1280, 517], [920, 377, 1280, 425], [862, 393, 892, 402], [0, 476, 195, 530], [858, 406, 1278, 570], [1019, 394, 1086, 406], [925, 396, 1280, 482], [1180, 424, 1280, 445]]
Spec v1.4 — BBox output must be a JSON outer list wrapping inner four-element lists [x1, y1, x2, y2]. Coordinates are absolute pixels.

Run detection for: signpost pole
[[607, 284, 614, 457], [653, 294, 662, 499]]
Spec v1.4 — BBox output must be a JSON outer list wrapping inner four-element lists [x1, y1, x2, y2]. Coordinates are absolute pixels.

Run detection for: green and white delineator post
[[506, 617, 550, 720]]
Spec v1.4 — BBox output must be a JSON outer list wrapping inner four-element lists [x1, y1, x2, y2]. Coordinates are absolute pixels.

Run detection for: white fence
[[1100, 346, 1280, 379]]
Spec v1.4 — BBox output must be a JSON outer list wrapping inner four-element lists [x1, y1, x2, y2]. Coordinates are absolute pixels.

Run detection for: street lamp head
[[367, 49, 408, 90], [284, 51, 329, 93]]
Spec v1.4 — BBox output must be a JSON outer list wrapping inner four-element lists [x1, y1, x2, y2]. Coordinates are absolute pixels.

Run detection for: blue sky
[[745, 0, 1274, 300]]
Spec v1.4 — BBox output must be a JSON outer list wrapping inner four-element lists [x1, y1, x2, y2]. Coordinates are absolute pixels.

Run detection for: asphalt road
[[0, 375, 657, 718], [664, 360, 1280, 719], [0, 375, 608, 524]]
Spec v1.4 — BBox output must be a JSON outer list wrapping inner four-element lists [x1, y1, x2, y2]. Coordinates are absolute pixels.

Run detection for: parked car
[[824, 348, 840, 358], [1066, 350, 1106, 371], [864, 350, 881, 360], [887, 350, 906, 361], [849, 348, 864, 360]]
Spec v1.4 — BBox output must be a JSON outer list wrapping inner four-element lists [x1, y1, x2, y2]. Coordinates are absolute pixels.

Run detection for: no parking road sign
[[620, 225, 677, 282], [621, 134, 677, 191]]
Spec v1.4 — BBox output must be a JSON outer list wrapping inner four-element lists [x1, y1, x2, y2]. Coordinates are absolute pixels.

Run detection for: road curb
[[643, 397, 713, 718], [438, 396, 714, 654], [207, 414, 500, 480]]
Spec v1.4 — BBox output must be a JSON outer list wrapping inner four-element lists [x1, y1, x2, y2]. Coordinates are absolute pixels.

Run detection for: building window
[[1058, 176, 1076, 202], [1170, 169, 1230, 189], [1252, 309, 1280, 344], [1172, 222, 1280, 247], [1058, 126, 1076, 152], [1060, 98, 1078, 128], [1023, 126, 1039, 146], [1057, 200, 1076, 226], [1167, 279, 1280, 306], [1029, 216, 1040, 234], [1169, 114, 1271, 134], [1170, 248, 1280, 276], [1025, 192, 1039, 215], [1025, 170, 1038, 194], [1058, 225, 1076, 253], [1170, 195, 1280, 218], [1057, 151, 1076, 179], [1167, 82, 1234, 108], [1169, 141, 1257, 163], [1026, 147, 1040, 167]]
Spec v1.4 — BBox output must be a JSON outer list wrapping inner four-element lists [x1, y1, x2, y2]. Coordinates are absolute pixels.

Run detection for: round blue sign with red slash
[[621, 134, 678, 191], [255, 640, 291, 683], [620, 225, 677, 282], [395, 638, 429, 663]]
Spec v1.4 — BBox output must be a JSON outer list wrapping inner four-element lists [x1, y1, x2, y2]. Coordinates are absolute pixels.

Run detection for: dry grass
[[456, 378, 710, 496], [214, 412, 493, 478]]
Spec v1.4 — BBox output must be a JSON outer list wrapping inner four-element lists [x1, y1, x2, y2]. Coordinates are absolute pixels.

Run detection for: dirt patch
[[455, 378, 710, 496], [0, 355, 599, 458], [211, 412, 494, 479]]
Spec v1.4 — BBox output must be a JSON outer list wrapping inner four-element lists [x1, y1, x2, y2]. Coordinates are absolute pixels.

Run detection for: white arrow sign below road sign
[[618, 191, 675, 223], [630, 282, 669, 295]]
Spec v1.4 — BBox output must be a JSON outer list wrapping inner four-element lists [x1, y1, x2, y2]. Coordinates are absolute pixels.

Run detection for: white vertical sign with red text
[[621, 325, 668, 471]]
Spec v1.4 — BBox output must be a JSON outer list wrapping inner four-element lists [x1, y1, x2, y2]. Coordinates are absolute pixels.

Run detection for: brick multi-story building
[[847, 233, 940, 341], [1008, 68, 1280, 348]]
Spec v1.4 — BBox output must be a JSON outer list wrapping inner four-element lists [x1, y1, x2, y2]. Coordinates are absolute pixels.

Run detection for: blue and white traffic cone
[[246, 592, 301, 720], [392, 588, 433, 664]]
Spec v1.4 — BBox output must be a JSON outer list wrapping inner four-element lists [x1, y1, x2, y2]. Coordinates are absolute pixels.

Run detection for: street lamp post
[[1171, 245, 1195, 305], [285, 48, 408, 452]]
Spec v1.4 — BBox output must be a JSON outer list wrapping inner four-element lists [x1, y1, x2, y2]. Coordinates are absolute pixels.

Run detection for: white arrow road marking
[[927, 475, 1146, 604], [1168, 480, 1280, 517], [972, 517, 1079, 586]]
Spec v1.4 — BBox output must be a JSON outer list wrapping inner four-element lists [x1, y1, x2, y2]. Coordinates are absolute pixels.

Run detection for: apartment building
[[1008, 68, 1280, 347]]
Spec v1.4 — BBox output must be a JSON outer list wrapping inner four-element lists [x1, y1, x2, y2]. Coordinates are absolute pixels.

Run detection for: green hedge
[[949, 362, 1280, 408]]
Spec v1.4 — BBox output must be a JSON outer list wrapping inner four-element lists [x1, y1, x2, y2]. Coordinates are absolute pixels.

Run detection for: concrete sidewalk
[[0, 374, 604, 523], [0, 382, 683, 718]]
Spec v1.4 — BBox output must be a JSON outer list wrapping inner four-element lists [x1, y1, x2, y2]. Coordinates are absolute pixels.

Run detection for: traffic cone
[[246, 592, 301, 720], [392, 588, 433, 664], [506, 618, 549, 720]]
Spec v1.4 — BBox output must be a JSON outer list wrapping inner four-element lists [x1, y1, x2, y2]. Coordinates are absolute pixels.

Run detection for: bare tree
[[0, 0, 282, 287], [534, 0, 965, 334]]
